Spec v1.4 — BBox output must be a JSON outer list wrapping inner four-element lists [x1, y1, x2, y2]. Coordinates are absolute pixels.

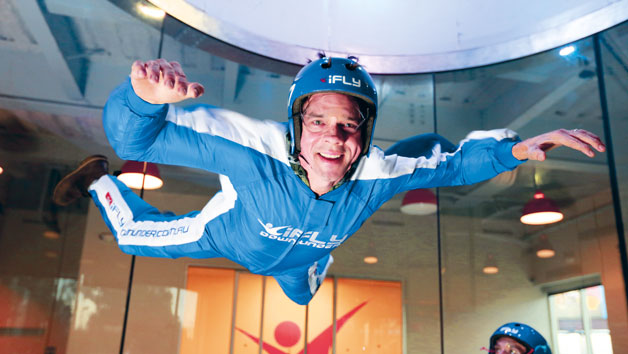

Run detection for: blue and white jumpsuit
[[89, 78, 525, 305]]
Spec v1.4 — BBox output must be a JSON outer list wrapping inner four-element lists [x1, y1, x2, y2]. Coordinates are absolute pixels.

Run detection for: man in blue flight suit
[[53, 57, 605, 305]]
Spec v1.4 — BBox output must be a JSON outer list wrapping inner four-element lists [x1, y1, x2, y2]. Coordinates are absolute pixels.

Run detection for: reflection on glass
[[557, 332, 586, 354], [181, 267, 235, 354], [0, 155, 88, 354], [261, 278, 307, 353], [173, 268, 403, 353], [233, 273, 263, 354], [336, 278, 402, 353], [591, 333, 614, 354], [136, 2, 166, 19], [305, 278, 334, 352], [601, 20, 628, 299], [0, 0, 166, 350], [435, 34, 625, 353], [0, 0, 627, 353], [520, 191, 564, 225], [552, 290, 584, 331]]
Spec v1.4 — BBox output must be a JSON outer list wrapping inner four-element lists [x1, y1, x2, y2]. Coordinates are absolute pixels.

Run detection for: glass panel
[[336, 278, 402, 353], [159, 15, 293, 120], [0, 0, 164, 106], [261, 277, 306, 353], [0, 0, 165, 349], [0, 0, 165, 351], [127, 11, 439, 354], [0, 117, 103, 354], [557, 332, 586, 354], [585, 286, 614, 354], [372, 75, 434, 150], [233, 273, 263, 354], [332, 71, 438, 353], [549, 286, 615, 354], [600, 21, 628, 354], [435, 34, 626, 354], [591, 332, 614, 354], [180, 267, 235, 354], [306, 278, 333, 352], [4, 1, 625, 354], [601, 22, 628, 223], [120, 188, 238, 354], [585, 286, 609, 330], [551, 290, 584, 334], [333, 207, 440, 352]]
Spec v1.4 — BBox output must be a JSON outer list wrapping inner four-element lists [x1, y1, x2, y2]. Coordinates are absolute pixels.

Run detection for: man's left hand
[[512, 129, 606, 161]]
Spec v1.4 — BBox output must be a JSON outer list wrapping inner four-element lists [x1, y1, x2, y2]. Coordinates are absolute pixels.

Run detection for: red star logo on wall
[[236, 301, 368, 354]]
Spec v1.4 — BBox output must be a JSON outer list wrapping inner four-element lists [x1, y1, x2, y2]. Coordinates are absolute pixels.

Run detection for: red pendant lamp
[[400, 189, 437, 215], [520, 190, 563, 225], [118, 161, 163, 190]]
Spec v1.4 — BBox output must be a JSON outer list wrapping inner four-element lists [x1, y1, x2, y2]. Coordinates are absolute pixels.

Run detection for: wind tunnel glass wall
[[0, 0, 164, 353], [0, 0, 627, 353], [435, 35, 627, 354], [119, 13, 440, 354], [601, 21, 628, 292]]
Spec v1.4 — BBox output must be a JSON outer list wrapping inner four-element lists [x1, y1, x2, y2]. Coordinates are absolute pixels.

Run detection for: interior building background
[[0, 0, 627, 353]]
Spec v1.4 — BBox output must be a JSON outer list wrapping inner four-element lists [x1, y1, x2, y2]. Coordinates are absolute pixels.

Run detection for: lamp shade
[[43, 230, 60, 239], [400, 189, 437, 215], [363, 255, 378, 264], [520, 190, 563, 225], [535, 235, 556, 258], [482, 254, 499, 274], [364, 242, 378, 264], [118, 161, 163, 190]]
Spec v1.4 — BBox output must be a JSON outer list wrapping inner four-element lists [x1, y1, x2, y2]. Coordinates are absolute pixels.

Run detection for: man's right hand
[[130, 59, 205, 104]]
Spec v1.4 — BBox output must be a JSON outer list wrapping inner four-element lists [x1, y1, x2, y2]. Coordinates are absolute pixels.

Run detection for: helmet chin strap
[[298, 153, 311, 167]]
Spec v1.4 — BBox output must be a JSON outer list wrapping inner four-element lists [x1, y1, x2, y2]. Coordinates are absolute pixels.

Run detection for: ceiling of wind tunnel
[[0, 0, 624, 233], [150, 0, 628, 73]]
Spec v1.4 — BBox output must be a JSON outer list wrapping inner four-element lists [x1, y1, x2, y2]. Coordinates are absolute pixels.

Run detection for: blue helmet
[[287, 56, 378, 156], [490, 322, 552, 354]]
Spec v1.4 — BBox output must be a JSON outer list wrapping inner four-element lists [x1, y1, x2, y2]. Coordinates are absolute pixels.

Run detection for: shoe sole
[[52, 155, 108, 206]]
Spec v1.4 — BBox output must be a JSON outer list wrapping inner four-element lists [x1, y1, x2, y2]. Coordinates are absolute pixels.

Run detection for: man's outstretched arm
[[372, 128, 606, 196], [512, 128, 606, 161], [104, 59, 288, 179]]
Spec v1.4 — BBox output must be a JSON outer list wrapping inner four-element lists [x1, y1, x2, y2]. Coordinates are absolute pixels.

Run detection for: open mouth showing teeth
[[319, 152, 341, 159]]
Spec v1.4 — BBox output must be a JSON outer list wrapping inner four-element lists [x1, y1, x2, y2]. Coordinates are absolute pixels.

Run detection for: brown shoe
[[52, 155, 109, 206]]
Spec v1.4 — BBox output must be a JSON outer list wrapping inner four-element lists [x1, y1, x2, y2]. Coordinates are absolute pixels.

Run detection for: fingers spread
[[175, 78, 188, 96], [170, 61, 186, 79], [569, 129, 606, 152], [188, 83, 205, 98], [554, 129, 594, 157], [169, 61, 190, 95], [159, 61, 176, 89], [131, 60, 147, 79], [147, 61, 161, 83], [130, 58, 202, 103]]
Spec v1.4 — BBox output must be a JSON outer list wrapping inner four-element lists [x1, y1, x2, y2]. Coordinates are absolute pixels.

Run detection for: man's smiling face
[[298, 92, 363, 194]]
